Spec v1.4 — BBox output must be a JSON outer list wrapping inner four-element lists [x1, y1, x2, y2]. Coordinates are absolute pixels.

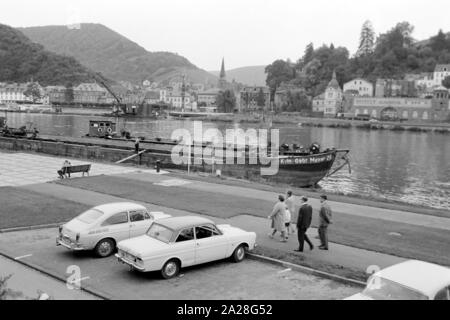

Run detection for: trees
[[256, 88, 266, 107], [23, 82, 42, 103], [356, 20, 375, 56], [216, 90, 236, 113], [65, 83, 74, 104], [265, 60, 295, 101], [442, 76, 450, 89]]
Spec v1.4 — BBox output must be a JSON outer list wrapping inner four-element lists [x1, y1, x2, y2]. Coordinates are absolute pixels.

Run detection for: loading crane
[[93, 73, 127, 115]]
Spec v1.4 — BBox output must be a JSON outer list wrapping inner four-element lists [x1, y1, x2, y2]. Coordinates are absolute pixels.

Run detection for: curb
[[0, 251, 111, 300], [248, 253, 366, 288], [0, 223, 62, 233]]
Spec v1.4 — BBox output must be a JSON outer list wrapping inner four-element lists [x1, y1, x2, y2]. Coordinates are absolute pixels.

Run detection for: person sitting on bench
[[57, 160, 71, 179]]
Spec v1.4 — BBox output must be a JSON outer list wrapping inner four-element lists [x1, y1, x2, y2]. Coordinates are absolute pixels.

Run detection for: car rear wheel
[[161, 259, 180, 279], [95, 238, 115, 257], [232, 244, 246, 263]]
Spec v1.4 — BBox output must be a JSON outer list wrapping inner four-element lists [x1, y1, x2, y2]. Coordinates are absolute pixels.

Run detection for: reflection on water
[[4, 112, 450, 210]]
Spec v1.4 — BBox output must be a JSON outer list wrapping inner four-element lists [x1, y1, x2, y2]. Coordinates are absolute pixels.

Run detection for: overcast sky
[[2, 0, 449, 71]]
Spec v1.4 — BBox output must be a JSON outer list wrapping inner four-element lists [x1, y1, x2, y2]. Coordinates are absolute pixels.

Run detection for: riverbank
[[198, 113, 450, 133], [1, 134, 449, 212]]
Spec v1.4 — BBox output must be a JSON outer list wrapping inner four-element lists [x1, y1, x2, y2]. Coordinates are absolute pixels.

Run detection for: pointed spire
[[220, 58, 226, 79], [327, 70, 341, 90]]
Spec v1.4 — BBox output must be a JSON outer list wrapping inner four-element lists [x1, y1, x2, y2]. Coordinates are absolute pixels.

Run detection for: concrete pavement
[[0, 229, 359, 300], [0, 255, 98, 300], [20, 182, 406, 277]]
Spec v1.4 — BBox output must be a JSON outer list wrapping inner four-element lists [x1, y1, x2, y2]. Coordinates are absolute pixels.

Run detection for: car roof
[[93, 202, 146, 214], [376, 260, 450, 297], [156, 216, 215, 230]]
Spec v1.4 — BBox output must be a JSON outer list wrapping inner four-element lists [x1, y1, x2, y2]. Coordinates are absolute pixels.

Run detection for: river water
[[4, 112, 450, 210]]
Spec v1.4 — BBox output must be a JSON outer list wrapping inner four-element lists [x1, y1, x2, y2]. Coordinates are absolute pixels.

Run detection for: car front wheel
[[232, 244, 246, 263], [161, 259, 180, 279], [95, 238, 115, 257]]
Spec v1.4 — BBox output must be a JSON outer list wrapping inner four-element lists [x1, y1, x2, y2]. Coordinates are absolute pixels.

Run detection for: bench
[[58, 164, 91, 179]]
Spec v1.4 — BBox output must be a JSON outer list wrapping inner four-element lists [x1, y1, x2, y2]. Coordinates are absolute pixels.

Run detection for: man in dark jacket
[[294, 196, 314, 252], [318, 194, 332, 250]]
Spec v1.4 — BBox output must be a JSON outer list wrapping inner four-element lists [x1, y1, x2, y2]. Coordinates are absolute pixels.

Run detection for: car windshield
[[76, 209, 104, 224], [146, 223, 173, 243], [362, 276, 429, 300]]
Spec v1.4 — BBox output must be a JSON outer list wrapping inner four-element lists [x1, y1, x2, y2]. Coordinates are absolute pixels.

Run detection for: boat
[[83, 120, 351, 187]]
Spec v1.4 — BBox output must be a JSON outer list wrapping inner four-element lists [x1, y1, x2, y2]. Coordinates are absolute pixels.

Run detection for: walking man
[[295, 196, 314, 252], [134, 137, 140, 154], [318, 194, 332, 250], [268, 195, 288, 242]]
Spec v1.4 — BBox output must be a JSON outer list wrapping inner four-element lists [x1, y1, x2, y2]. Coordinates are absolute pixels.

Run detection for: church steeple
[[220, 58, 226, 79], [218, 58, 227, 89]]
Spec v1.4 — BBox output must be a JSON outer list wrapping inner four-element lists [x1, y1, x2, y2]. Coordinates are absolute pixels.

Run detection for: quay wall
[[0, 136, 270, 182]]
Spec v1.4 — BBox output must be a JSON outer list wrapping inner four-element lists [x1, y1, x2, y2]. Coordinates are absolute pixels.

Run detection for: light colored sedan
[[346, 260, 450, 300], [115, 216, 257, 279], [56, 202, 171, 257]]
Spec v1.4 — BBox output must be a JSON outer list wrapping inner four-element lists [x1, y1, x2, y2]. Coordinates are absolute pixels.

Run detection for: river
[[4, 112, 450, 210]]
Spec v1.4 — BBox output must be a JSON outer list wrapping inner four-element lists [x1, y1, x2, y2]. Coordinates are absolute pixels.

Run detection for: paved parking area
[[0, 152, 166, 187], [0, 228, 360, 300]]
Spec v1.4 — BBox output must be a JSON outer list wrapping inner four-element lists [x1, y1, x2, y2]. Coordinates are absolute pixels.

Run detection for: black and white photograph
[[0, 0, 449, 306]]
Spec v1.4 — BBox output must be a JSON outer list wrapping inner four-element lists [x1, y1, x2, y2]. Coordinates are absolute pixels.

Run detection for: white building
[[433, 64, 450, 87], [167, 92, 193, 109], [312, 71, 343, 116], [0, 83, 48, 104], [343, 78, 373, 97]]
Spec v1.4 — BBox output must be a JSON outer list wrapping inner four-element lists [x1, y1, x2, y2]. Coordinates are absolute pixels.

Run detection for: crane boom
[[93, 73, 124, 106]]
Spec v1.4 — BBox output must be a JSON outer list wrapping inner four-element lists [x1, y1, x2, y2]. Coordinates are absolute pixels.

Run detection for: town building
[[167, 91, 193, 110], [239, 86, 271, 111], [349, 87, 450, 121], [433, 64, 450, 87], [143, 91, 161, 104], [46, 86, 67, 104], [73, 83, 115, 105], [0, 82, 48, 104], [343, 78, 373, 97], [375, 79, 417, 98], [312, 71, 343, 116], [197, 88, 221, 107]]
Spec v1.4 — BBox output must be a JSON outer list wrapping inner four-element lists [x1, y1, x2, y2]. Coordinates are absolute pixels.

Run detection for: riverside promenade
[[1, 150, 449, 283]]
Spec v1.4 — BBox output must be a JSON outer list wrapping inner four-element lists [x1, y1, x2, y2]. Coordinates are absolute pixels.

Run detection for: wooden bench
[[59, 164, 91, 178]]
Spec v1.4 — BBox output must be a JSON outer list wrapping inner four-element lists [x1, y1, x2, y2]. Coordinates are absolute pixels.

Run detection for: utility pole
[[181, 74, 186, 113]]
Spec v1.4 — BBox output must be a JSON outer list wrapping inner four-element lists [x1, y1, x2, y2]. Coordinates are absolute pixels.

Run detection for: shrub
[[0, 275, 22, 300]]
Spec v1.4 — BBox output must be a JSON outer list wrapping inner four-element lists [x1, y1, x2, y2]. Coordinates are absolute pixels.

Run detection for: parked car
[[346, 260, 450, 300], [56, 202, 171, 257], [115, 216, 257, 279]]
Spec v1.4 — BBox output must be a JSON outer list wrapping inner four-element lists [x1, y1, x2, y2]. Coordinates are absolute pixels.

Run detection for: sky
[[1, 0, 450, 71]]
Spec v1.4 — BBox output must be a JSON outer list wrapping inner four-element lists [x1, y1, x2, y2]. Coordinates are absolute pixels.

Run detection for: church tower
[[218, 58, 227, 89]]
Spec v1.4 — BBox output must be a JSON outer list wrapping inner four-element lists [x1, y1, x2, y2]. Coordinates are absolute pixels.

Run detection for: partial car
[[346, 260, 450, 300], [115, 216, 257, 279], [56, 202, 171, 257]]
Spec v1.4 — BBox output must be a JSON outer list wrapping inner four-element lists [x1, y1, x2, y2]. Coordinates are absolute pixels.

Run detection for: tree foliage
[[265, 60, 295, 99], [216, 90, 236, 113], [23, 82, 42, 102], [0, 24, 96, 86], [256, 88, 266, 107], [357, 20, 375, 56], [442, 76, 450, 89], [267, 21, 450, 98]]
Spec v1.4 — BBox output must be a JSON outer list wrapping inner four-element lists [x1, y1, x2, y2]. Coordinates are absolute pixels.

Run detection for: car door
[[171, 227, 196, 267], [194, 224, 229, 264], [129, 210, 153, 238], [100, 211, 130, 243]]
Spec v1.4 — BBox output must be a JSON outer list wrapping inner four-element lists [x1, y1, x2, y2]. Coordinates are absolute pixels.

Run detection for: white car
[[115, 216, 257, 279], [56, 202, 171, 257], [346, 260, 450, 300]]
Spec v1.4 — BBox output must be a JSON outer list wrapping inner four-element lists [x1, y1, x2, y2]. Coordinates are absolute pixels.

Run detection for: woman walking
[[268, 195, 288, 242]]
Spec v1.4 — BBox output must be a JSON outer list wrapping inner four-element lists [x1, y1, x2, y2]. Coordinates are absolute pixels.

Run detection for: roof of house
[[75, 83, 106, 92], [344, 78, 372, 86], [145, 91, 160, 100], [313, 93, 325, 100], [327, 71, 341, 90], [435, 64, 450, 72], [376, 260, 450, 298]]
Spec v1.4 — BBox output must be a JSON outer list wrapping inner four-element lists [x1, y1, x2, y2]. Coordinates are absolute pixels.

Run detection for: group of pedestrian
[[268, 191, 332, 251]]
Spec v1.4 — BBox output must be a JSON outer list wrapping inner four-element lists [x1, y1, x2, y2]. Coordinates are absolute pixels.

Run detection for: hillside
[[0, 24, 95, 86], [210, 65, 267, 86], [19, 24, 218, 85]]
